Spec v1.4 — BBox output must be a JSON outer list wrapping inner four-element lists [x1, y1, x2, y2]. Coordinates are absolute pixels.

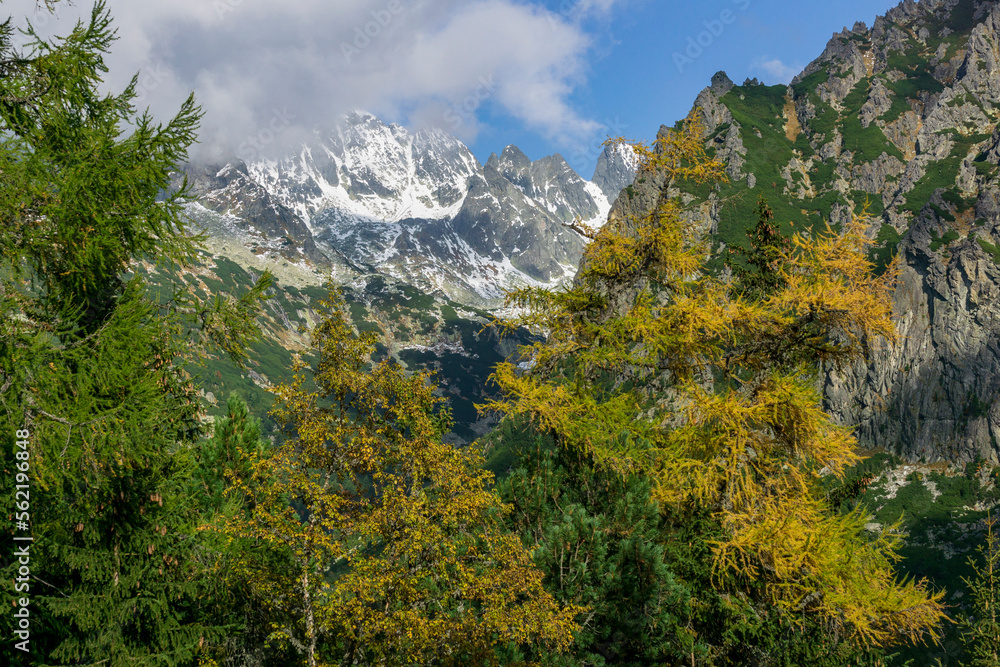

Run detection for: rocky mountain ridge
[[610, 0, 1000, 463], [182, 112, 635, 305]]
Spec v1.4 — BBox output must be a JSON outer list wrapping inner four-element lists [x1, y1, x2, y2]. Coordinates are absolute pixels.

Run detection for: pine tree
[[960, 515, 1000, 667], [194, 395, 282, 667], [194, 394, 269, 515], [0, 3, 272, 663], [490, 424, 900, 666], [493, 425, 704, 665], [729, 195, 790, 300], [485, 111, 945, 655]]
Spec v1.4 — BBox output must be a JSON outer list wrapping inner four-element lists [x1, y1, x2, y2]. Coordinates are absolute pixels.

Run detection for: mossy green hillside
[[710, 83, 844, 258], [703, 33, 985, 277]]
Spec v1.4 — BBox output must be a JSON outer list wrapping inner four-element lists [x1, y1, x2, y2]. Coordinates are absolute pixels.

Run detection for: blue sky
[[474, 0, 904, 177], [9, 0, 905, 176]]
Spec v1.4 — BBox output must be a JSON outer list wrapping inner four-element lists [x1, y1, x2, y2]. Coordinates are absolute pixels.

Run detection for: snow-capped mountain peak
[[592, 141, 640, 200], [245, 111, 481, 224], [184, 113, 637, 305]]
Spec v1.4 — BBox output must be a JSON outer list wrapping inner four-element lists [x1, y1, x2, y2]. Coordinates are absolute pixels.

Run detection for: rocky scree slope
[[609, 0, 1000, 463]]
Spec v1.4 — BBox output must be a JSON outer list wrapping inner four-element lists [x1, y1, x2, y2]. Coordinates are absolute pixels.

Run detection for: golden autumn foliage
[[221, 291, 579, 667], [486, 111, 946, 648]]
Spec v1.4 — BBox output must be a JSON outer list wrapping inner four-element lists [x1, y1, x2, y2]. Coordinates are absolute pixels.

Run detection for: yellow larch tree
[[221, 290, 580, 667], [485, 111, 946, 650]]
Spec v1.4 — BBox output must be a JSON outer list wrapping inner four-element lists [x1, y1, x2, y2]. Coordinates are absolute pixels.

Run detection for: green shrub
[[977, 237, 1000, 263], [869, 223, 902, 275], [930, 228, 960, 252]]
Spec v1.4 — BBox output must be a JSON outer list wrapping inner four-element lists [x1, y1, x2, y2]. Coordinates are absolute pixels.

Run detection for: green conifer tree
[[729, 196, 790, 300], [960, 515, 1000, 667], [194, 395, 284, 667], [194, 394, 269, 514], [0, 3, 272, 663], [494, 427, 702, 665]]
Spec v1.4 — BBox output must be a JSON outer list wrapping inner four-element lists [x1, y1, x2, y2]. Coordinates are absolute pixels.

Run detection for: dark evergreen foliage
[[0, 3, 271, 664], [492, 422, 897, 666], [728, 196, 790, 300], [497, 430, 694, 665], [0, 3, 978, 666]]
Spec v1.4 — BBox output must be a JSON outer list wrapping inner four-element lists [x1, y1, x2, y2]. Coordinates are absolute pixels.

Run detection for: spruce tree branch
[[41, 314, 118, 352], [28, 403, 126, 457], [31, 573, 70, 597]]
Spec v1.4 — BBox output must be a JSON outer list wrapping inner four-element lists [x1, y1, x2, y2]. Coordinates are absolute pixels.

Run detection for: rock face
[[816, 0, 1000, 464], [245, 111, 480, 223], [610, 0, 1000, 463], [182, 113, 636, 305], [592, 142, 641, 200], [183, 161, 329, 268], [826, 211, 1000, 463], [489, 146, 605, 223]]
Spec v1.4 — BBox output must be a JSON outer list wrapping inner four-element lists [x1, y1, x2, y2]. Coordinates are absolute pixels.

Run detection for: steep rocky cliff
[[611, 0, 1000, 463], [592, 142, 640, 200]]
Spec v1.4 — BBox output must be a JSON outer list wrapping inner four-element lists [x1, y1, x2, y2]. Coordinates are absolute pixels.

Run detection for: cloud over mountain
[[10, 0, 620, 160]]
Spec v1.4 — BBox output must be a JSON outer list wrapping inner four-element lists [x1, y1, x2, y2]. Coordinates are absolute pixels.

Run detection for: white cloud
[[751, 57, 802, 84], [3, 0, 622, 160], [550, 0, 621, 24]]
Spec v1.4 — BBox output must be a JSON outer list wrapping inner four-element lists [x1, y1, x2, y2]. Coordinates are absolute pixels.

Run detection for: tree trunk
[[302, 567, 317, 667]]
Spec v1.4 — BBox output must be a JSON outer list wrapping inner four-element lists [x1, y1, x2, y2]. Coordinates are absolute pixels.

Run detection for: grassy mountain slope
[[138, 249, 527, 444]]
